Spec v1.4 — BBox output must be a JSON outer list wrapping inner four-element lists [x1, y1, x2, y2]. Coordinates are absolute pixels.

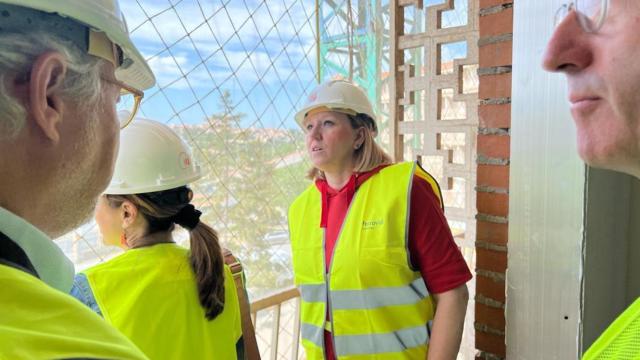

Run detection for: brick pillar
[[475, 1, 513, 359]]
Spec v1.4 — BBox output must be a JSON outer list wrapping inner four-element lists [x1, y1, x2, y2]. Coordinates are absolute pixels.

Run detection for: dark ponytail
[[187, 222, 225, 320], [105, 186, 226, 321]]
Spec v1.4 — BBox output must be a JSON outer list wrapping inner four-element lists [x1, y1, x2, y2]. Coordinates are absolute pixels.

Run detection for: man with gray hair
[[0, 1, 155, 357], [543, 0, 640, 358]]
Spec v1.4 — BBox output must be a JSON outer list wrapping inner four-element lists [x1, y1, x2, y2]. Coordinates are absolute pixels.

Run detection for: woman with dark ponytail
[[70, 118, 249, 359]]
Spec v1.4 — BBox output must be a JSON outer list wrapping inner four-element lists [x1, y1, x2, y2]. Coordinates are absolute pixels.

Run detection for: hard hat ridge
[[295, 79, 378, 133], [105, 118, 202, 195]]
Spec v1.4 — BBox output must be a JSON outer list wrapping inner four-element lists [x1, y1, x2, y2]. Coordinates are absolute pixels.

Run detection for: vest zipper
[[321, 228, 329, 360], [325, 187, 359, 359]]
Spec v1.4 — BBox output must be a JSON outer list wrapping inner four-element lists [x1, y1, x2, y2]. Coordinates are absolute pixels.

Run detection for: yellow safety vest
[[583, 297, 640, 359], [82, 243, 242, 360], [289, 162, 442, 360], [0, 264, 148, 360]]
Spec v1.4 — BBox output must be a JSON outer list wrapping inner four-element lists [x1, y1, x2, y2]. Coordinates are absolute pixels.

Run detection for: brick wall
[[475, 0, 513, 359]]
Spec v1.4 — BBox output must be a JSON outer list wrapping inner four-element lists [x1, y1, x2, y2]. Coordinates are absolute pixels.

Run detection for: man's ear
[[28, 51, 67, 143], [121, 201, 139, 228]]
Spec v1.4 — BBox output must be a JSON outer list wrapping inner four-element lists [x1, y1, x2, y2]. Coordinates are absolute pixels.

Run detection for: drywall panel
[[509, 1, 585, 358]]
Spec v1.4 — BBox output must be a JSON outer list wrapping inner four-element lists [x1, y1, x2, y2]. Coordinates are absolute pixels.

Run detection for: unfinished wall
[[475, 0, 512, 358], [508, 2, 585, 358]]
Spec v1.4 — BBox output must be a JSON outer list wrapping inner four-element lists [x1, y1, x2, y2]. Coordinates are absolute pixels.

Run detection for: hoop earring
[[120, 233, 128, 248]]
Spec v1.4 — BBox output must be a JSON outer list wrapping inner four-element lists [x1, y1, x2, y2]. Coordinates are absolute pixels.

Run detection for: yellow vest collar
[[0, 206, 74, 292]]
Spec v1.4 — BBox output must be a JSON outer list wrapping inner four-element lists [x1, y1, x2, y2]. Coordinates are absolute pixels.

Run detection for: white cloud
[[120, 0, 316, 90], [142, 42, 315, 90], [121, 0, 315, 52], [127, 0, 317, 125]]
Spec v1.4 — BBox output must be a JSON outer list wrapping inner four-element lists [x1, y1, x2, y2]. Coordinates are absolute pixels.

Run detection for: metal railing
[[251, 287, 303, 360]]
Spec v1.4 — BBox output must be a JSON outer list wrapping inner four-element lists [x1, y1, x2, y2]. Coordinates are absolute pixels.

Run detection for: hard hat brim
[[104, 170, 202, 195], [294, 103, 376, 128], [2, 0, 156, 90], [114, 44, 156, 90]]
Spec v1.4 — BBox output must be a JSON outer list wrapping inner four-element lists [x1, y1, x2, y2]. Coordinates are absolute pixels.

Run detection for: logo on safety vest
[[362, 219, 384, 230]]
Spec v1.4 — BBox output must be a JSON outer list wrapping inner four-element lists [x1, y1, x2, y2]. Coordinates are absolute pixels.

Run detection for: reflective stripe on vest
[[301, 277, 429, 309], [289, 162, 440, 359], [583, 297, 640, 359], [83, 243, 242, 360], [0, 264, 148, 359]]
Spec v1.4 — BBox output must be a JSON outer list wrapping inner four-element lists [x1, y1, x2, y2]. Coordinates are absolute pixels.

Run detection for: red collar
[[314, 164, 389, 227]]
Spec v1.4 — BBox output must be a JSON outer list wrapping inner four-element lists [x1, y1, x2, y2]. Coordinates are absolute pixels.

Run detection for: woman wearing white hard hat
[[70, 118, 257, 360], [288, 79, 472, 359]]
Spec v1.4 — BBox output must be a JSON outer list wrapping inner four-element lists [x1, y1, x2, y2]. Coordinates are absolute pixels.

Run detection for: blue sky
[[120, 0, 468, 129], [121, 0, 318, 129]]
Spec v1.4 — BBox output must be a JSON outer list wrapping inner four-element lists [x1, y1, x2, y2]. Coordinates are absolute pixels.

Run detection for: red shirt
[[316, 165, 472, 359]]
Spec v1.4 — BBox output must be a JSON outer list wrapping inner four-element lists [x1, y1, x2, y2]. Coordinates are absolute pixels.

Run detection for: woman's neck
[[323, 165, 357, 190], [126, 231, 174, 249]]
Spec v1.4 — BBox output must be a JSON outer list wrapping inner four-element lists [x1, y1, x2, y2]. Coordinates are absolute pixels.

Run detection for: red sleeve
[[408, 175, 472, 294]]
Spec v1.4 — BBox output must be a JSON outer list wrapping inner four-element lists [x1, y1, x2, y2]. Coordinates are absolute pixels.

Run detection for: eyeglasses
[[554, 0, 609, 33], [101, 76, 144, 129]]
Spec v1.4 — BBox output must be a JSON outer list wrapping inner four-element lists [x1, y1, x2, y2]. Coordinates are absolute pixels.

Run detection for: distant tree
[[175, 90, 309, 298]]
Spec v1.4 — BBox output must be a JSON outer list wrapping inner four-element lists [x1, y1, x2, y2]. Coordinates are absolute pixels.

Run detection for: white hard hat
[[0, 0, 155, 90], [105, 117, 202, 195], [295, 79, 377, 131]]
